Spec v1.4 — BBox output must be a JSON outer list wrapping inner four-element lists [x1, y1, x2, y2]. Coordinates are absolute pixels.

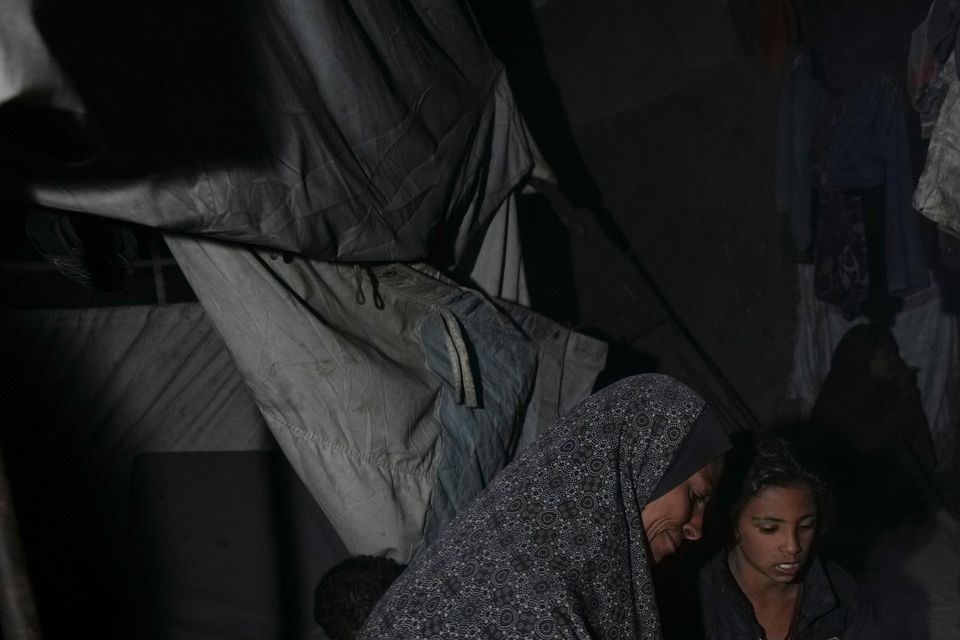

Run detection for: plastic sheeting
[[0, 0, 82, 111], [2, 0, 593, 568], [1, 0, 538, 264], [1, 303, 271, 489], [166, 233, 607, 561], [129, 451, 349, 640], [0, 303, 272, 635], [916, 53, 960, 237], [788, 264, 959, 471]]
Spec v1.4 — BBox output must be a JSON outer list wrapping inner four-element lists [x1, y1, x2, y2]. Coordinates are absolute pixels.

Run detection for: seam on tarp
[[262, 408, 434, 479]]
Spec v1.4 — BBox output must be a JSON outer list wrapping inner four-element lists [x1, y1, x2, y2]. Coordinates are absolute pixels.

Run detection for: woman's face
[[732, 484, 817, 585], [641, 458, 722, 563]]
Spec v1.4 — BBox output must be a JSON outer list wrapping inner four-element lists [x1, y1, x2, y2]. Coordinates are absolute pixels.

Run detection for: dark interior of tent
[[1, 0, 959, 638]]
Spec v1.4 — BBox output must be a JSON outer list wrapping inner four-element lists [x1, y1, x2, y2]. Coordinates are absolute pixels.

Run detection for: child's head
[[723, 436, 832, 584], [728, 435, 831, 532], [314, 555, 406, 640]]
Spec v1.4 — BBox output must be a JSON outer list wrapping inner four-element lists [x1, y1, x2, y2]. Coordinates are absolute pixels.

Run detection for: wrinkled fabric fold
[[165, 233, 606, 560], [2, 0, 538, 265], [915, 54, 960, 237]]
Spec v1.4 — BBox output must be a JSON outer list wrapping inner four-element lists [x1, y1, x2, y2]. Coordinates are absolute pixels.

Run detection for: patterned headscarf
[[360, 374, 728, 640]]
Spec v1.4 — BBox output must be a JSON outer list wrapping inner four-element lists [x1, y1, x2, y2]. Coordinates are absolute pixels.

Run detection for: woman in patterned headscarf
[[359, 373, 730, 640]]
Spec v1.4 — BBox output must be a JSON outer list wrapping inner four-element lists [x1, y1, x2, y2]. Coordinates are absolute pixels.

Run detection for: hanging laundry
[[811, 188, 871, 319], [915, 55, 960, 237], [774, 6, 934, 319], [907, 2, 958, 137], [807, 73, 930, 318], [776, 48, 825, 262]]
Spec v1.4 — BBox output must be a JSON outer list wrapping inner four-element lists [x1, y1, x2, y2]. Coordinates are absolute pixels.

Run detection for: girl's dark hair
[[719, 432, 834, 540]]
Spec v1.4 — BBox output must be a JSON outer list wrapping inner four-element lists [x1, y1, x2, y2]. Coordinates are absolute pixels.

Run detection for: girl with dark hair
[[698, 434, 881, 640]]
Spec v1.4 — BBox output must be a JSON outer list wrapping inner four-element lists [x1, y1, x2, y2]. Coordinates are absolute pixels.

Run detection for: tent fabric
[[0, 0, 82, 111], [165, 233, 607, 561], [0, 303, 272, 635], [130, 451, 349, 640], [1, 303, 271, 470], [459, 193, 531, 305], [3, 0, 587, 565], [0, 303, 272, 527], [1, 0, 538, 264], [787, 264, 959, 472]]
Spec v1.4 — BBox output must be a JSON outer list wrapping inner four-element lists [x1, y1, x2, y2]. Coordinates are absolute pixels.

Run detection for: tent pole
[[0, 444, 43, 640]]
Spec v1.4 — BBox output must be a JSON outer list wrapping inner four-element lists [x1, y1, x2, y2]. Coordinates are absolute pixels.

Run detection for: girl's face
[[732, 484, 817, 585]]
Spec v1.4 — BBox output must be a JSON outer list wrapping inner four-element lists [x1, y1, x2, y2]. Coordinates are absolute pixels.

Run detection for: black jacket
[[698, 549, 882, 640]]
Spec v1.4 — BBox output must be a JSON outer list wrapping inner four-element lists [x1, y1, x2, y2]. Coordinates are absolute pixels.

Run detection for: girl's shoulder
[[816, 556, 863, 594]]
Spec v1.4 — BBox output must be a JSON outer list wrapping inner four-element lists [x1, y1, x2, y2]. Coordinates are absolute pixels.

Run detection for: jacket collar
[[795, 556, 840, 625], [709, 549, 840, 629]]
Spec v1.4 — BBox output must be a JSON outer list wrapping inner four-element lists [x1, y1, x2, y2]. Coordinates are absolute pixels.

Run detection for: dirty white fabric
[[166, 234, 607, 561], [450, 96, 556, 306], [456, 194, 529, 305], [916, 54, 960, 236], [0, 304, 279, 638], [0, 304, 271, 466], [0, 0, 82, 110], [787, 264, 959, 472], [0, 303, 272, 556], [1, 0, 536, 266]]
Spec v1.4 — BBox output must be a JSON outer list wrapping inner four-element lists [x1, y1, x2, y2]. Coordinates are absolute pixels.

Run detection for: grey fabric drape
[[166, 233, 607, 560], [1, 0, 536, 265]]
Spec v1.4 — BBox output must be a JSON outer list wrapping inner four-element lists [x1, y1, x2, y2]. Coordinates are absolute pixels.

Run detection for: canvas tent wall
[[0, 0, 609, 635]]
